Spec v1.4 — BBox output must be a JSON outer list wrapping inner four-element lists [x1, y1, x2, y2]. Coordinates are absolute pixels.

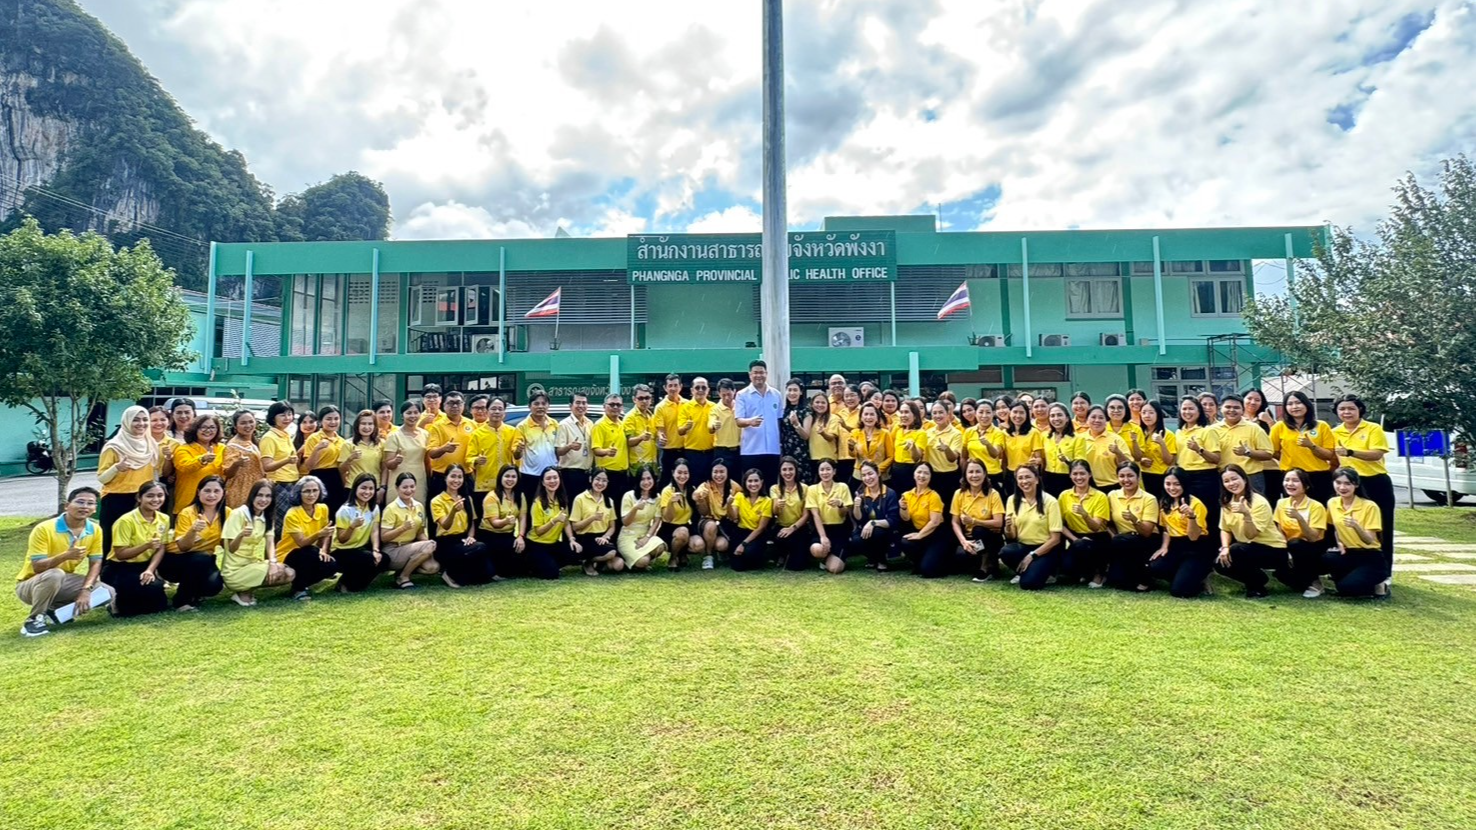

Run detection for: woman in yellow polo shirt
[[1105, 462, 1161, 592], [617, 466, 668, 571], [331, 473, 384, 593], [526, 467, 577, 580], [807, 459, 853, 574], [695, 460, 740, 567], [965, 406, 1008, 495], [898, 464, 945, 575], [940, 459, 1004, 580], [572, 469, 622, 576], [1146, 467, 1213, 598], [1135, 401, 1179, 498], [478, 466, 526, 577], [889, 401, 927, 493], [161, 475, 227, 611], [220, 480, 293, 606], [998, 465, 1063, 590], [97, 406, 159, 553], [379, 472, 438, 588], [1213, 465, 1294, 599], [727, 468, 774, 572], [1058, 460, 1112, 587], [1039, 403, 1077, 497], [1322, 467, 1389, 599], [800, 392, 843, 483], [172, 415, 228, 517], [383, 401, 430, 506], [1104, 395, 1146, 458], [149, 406, 178, 487], [276, 476, 339, 601], [657, 461, 704, 570], [103, 480, 171, 617], [1174, 396, 1222, 532], [340, 411, 385, 504], [1077, 406, 1132, 490], [1002, 401, 1044, 490], [848, 402, 893, 485], [301, 406, 350, 512], [1275, 468, 1331, 598], [1268, 391, 1336, 505], [925, 402, 965, 510], [1069, 392, 1092, 433], [430, 466, 492, 588], [259, 402, 301, 530], [769, 457, 812, 571], [1330, 394, 1394, 581]]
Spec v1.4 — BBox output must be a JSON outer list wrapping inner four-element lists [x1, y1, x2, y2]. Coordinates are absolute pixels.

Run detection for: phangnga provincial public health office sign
[[627, 230, 896, 284]]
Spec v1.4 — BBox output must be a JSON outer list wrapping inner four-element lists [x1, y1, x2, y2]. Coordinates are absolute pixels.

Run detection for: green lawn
[[0, 513, 1472, 830], [1397, 507, 1476, 543]]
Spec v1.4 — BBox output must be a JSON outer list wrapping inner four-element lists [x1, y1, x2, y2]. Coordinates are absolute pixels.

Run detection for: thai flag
[[937, 281, 970, 320], [525, 288, 561, 318]]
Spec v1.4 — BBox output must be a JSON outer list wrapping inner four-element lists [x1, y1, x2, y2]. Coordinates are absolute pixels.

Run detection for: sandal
[[393, 579, 417, 590], [583, 563, 599, 577]]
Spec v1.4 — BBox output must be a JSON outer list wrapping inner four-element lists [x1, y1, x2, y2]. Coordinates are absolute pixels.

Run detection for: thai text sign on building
[[627, 231, 897, 284]]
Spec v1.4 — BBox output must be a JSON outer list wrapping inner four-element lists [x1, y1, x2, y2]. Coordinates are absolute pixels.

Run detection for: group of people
[[15, 362, 1397, 637]]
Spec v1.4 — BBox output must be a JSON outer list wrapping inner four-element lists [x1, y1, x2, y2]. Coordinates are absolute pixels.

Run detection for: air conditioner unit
[[505, 326, 528, 353], [1039, 334, 1071, 347], [1100, 332, 1128, 347], [828, 326, 865, 348], [977, 334, 1007, 347], [470, 334, 501, 355]]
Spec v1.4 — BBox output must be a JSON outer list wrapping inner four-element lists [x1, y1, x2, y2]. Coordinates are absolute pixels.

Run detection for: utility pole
[[760, 0, 791, 382]]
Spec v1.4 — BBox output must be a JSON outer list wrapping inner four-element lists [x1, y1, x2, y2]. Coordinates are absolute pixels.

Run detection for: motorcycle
[[26, 440, 54, 475]]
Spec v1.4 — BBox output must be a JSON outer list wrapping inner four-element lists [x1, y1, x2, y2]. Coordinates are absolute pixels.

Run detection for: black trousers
[[101, 560, 168, 617], [916, 529, 985, 579], [1322, 548, 1386, 598], [1286, 539, 1330, 591], [683, 449, 714, 489], [1213, 542, 1294, 592], [284, 546, 340, 592], [849, 526, 898, 567], [890, 463, 917, 494], [729, 536, 771, 571], [333, 544, 386, 592], [1106, 532, 1158, 590], [1147, 536, 1215, 598], [1141, 472, 1166, 499], [990, 472, 1013, 500], [517, 473, 543, 505], [1000, 542, 1057, 590], [525, 540, 575, 580], [1360, 473, 1395, 577], [99, 493, 135, 554], [659, 449, 684, 489], [574, 533, 617, 566], [1042, 471, 1072, 501], [558, 468, 590, 503], [774, 526, 816, 571], [817, 522, 849, 560], [900, 532, 944, 571], [596, 469, 630, 510], [835, 460, 855, 482], [312, 469, 348, 513], [1061, 532, 1111, 582], [156, 552, 224, 608], [932, 470, 960, 515], [435, 535, 494, 585], [478, 531, 524, 579], [1178, 468, 1222, 535], [739, 454, 780, 490], [712, 447, 740, 479]]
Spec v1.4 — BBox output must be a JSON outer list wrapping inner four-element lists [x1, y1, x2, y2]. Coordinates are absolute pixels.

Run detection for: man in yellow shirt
[[1210, 395, 1274, 493], [709, 378, 742, 475], [469, 398, 521, 496], [591, 393, 630, 504], [16, 487, 114, 636], [416, 383, 448, 428], [680, 377, 716, 485], [624, 384, 659, 472], [653, 373, 688, 488], [426, 391, 476, 500]]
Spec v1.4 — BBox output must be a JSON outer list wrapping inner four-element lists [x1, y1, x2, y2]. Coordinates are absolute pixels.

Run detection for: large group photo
[[1, 1, 1473, 829]]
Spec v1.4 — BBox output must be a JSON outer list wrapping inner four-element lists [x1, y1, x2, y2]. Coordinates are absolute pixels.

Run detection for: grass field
[[0, 510, 1472, 829]]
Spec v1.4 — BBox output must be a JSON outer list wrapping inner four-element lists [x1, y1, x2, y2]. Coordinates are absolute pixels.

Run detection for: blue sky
[[82, 0, 1475, 253]]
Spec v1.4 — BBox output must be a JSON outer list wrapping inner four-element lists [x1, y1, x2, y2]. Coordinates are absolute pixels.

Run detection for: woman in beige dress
[[224, 410, 265, 508], [382, 400, 430, 505]]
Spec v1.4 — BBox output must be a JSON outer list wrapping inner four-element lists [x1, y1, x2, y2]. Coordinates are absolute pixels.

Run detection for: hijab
[[102, 405, 159, 468]]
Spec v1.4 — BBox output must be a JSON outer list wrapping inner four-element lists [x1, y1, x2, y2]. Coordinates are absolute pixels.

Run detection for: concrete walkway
[[1391, 530, 1477, 588]]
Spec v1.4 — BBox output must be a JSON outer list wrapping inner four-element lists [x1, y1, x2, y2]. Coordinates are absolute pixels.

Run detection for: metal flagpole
[[760, 0, 791, 382]]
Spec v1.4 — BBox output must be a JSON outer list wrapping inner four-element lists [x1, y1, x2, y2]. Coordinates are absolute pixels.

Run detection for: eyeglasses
[[69, 500, 97, 508]]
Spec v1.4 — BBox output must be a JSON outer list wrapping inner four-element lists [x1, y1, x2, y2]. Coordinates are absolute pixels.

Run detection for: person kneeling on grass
[[162, 475, 227, 612], [275, 476, 340, 601], [997, 465, 1063, 590], [806, 459, 852, 574], [1214, 465, 1297, 599], [380, 473, 440, 590], [1146, 467, 1214, 598], [332, 474, 386, 593], [103, 481, 171, 617], [220, 480, 295, 606], [849, 461, 900, 569], [617, 466, 668, 572], [16, 487, 115, 637], [899, 464, 945, 575], [430, 466, 494, 588], [1322, 467, 1389, 600], [572, 469, 623, 576], [727, 469, 773, 571]]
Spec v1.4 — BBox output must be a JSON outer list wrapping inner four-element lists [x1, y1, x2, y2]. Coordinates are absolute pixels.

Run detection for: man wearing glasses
[[16, 487, 115, 637]]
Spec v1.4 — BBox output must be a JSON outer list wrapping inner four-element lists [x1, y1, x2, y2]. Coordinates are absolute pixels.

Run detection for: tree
[[274, 172, 392, 242], [0, 217, 194, 510], [1245, 156, 1476, 446]]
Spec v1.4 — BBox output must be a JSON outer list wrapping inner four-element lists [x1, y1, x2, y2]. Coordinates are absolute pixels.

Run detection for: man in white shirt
[[735, 359, 783, 488], [556, 393, 596, 498]]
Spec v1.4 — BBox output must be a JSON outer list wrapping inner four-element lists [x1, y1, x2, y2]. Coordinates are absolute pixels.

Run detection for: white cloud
[[79, 0, 1476, 240], [686, 205, 763, 233]]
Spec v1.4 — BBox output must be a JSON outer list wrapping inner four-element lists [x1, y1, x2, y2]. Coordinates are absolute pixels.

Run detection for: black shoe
[[1244, 587, 1270, 599], [20, 615, 50, 637]]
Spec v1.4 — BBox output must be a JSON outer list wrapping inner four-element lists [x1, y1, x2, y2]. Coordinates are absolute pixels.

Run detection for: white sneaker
[[1009, 575, 1021, 585], [1087, 579, 1105, 589], [701, 555, 715, 570], [20, 614, 49, 637]]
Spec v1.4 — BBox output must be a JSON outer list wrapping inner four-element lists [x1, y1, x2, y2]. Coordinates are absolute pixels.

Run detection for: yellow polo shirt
[[658, 486, 695, 525], [1219, 494, 1286, 547], [430, 492, 471, 537], [769, 484, 808, 526], [528, 498, 568, 544], [1076, 431, 1131, 488], [733, 495, 773, 531], [1159, 497, 1208, 538], [19, 516, 102, 582], [259, 427, 300, 484], [480, 491, 523, 534], [1003, 430, 1044, 471], [951, 489, 1005, 524], [427, 418, 476, 474], [901, 488, 944, 531], [1275, 496, 1328, 542], [653, 396, 689, 451], [276, 504, 329, 560], [468, 423, 522, 490], [1008, 494, 1063, 545], [924, 426, 964, 473], [806, 481, 853, 525], [110, 508, 171, 561], [1107, 489, 1160, 534], [1330, 420, 1390, 477], [1211, 420, 1274, 475], [382, 498, 427, 543], [679, 399, 716, 451], [1327, 496, 1382, 549], [709, 402, 741, 449], [1174, 425, 1220, 472], [1138, 431, 1179, 476], [1057, 488, 1110, 535], [591, 416, 630, 471], [624, 410, 658, 468], [1269, 420, 1335, 472], [965, 425, 1007, 476]]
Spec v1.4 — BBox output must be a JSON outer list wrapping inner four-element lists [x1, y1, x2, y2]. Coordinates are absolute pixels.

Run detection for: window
[[787, 266, 965, 323], [1208, 259, 1243, 273], [345, 275, 372, 355], [1191, 277, 1246, 316], [1169, 260, 1204, 274], [1065, 278, 1122, 318], [1006, 263, 1065, 277], [318, 276, 341, 355], [290, 275, 316, 356], [1065, 262, 1121, 277], [1015, 364, 1069, 383]]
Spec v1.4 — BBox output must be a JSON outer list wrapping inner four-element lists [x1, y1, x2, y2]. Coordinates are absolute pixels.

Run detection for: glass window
[[1208, 259, 1243, 273], [318, 276, 341, 355], [1152, 367, 1179, 381], [343, 374, 369, 414], [287, 376, 310, 407], [964, 264, 998, 279], [1065, 278, 1122, 318], [1015, 365, 1069, 383], [1066, 262, 1120, 277], [1006, 263, 1065, 278], [1131, 261, 1156, 275], [372, 374, 397, 407], [1191, 278, 1246, 316], [290, 275, 316, 356], [345, 275, 371, 355], [1180, 367, 1208, 381], [315, 376, 338, 409], [1169, 260, 1205, 274]]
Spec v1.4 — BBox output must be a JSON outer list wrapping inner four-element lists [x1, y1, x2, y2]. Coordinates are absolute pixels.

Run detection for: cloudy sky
[[84, 0, 1475, 260]]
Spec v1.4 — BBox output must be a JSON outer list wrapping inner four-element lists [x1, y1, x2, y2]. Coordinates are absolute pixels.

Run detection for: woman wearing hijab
[[96, 406, 159, 553]]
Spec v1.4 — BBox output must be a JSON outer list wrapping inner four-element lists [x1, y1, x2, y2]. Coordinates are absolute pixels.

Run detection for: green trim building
[[194, 214, 1323, 414]]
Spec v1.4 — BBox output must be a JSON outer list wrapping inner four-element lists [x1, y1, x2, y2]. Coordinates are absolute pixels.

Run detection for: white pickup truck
[[1384, 427, 1474, 505]]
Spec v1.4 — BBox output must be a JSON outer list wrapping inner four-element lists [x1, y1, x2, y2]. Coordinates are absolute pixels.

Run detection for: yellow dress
[[616, 491, 666, 565], [382, 428, 429, 504]]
